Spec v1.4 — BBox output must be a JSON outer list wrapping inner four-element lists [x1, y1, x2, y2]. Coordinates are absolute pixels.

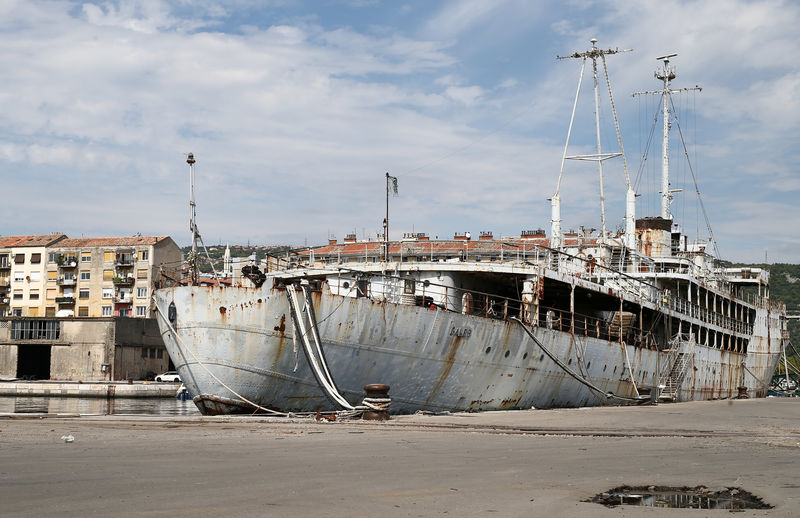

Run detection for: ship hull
[[154, 284, 782, 415]]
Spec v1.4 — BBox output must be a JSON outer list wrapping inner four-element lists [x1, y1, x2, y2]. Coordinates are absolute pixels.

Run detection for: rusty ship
[[153, 41, 787, 415]]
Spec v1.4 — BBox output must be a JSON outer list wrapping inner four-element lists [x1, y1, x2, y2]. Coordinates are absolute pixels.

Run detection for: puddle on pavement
[[587, 486, 772, 509]]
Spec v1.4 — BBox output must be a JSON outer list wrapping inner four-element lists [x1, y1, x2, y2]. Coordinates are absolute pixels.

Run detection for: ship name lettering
[[450, 326, 472, 338]]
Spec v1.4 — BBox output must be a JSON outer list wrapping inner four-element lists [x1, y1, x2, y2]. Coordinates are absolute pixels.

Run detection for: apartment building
[[0, 234, 181, 318], [48, 236, 182, 318], [0, 234, 68, 317]]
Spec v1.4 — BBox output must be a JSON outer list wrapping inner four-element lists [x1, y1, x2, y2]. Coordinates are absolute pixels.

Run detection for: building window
[[102, 306, 112, 316], [47, 270, 57, 281], [78, 306, 89, 317], [48, 252, 58, 263], [102, 288, 113, 299], [29, 307, 39, 317], [14, 254, 24, 264], [30, 271, 41, 282], [80, 270, 90, 280], [103, 269, 114, 281], [11, 320, 60, 340], [141, 347, 147, 358], [157, 349, 163, 359], [14, 271, 24, 282], [46, 288, 57, 300], [137, 269, 148, 280], [149, 348, 156, 358], [137, 287, 148, 298], [135, 305, 147, 317], [13, 290, 22, 300], [119, 308, 130, 317], [79, 289, 90, 299], [29, 290, 39, 300], [30, 253, 41, 264], [104, 251, 113, 262], [12, 308, 22, 316], [139, 250, 149, 261], [45, 307, 55, 317], [81, 252, 91, 262]]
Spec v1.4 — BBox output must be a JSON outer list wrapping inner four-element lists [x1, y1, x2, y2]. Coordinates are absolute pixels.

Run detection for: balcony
[[0, 278, 9, 288], [57, 277, 77, 286], [56, 296, 75, 304], [115, 295, 132, 304], [113, 275, 135, 286], [0, 261, 9, 270], [57, 256, 78, 269], [115, 254, 135, 267]]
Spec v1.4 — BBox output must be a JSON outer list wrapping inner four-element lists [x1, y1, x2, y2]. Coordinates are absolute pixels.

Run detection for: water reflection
[[0, 396, 200, 415]]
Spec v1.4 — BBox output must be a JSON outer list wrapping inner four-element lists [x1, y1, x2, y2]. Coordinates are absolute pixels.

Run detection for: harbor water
[[0, 395, 200, 415]]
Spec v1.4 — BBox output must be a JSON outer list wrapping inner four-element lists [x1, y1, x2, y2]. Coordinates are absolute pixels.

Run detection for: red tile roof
[[56, 236, 172, 247], [303, 237, 560, 256], [0, 234, 67, 248]]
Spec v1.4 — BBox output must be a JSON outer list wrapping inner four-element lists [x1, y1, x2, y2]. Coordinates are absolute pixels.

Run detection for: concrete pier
[[0, 398, 798, 517], [0, 380, 180, 398]]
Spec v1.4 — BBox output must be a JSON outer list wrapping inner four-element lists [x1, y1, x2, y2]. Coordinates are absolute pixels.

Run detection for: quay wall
[[0, 317, 169, 382]]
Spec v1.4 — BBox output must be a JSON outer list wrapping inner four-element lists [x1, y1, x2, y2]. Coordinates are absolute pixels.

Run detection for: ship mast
[[185, 153, 218, 284], [554, 39, 633, 248], [187, 153, 199, 285], [633, 53, 702, 220]]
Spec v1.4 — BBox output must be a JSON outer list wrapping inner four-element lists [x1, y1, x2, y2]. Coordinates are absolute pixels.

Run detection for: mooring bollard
[[736, 386, 749, 399], [361, 383, 390, 421]]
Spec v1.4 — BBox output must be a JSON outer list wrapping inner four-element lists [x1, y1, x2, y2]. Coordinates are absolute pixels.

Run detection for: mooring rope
[[154, 301, 287, 415], [510, 317, 641, 403], [157, 297, 388, 418]]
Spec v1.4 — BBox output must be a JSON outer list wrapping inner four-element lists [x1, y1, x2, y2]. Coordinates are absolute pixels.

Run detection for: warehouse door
[[17, 345, 51, 380]]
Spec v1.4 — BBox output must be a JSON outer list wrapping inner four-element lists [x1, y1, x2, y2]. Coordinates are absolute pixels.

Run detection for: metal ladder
[[657, 338, 694, 401]]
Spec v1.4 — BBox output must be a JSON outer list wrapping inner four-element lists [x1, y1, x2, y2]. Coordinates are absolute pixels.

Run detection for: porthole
[[342, 281, 350, 289], [485, 347, 491, 354], [504, 350, 510, 358]]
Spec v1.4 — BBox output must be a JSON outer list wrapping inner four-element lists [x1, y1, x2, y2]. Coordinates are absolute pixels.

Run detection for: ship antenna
[[555, 38, 632, 247], [633, 53, 701, 220]]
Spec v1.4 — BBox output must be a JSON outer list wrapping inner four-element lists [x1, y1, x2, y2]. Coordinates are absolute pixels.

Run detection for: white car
[[155, 371, 181, 382]]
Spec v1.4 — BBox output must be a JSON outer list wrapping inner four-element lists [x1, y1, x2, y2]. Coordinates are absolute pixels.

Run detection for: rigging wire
[[668, 94, 721, 258]]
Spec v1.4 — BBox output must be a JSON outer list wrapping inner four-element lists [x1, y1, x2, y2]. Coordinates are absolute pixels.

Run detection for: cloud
[[0, 0, 797, 264]]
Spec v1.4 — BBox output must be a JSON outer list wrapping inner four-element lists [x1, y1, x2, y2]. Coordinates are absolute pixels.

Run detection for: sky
[[1, 0, 798, 263]]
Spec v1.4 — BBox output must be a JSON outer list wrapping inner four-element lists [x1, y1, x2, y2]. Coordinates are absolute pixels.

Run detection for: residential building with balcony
[[48, 236, 182, 318], [0, 234, 67, 317]]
